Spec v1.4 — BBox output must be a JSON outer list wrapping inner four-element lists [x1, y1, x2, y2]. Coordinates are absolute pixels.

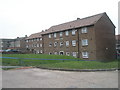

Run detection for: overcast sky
[[0, 0, 119, 39]]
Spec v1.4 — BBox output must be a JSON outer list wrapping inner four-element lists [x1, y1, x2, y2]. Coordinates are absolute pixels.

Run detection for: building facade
[[25, 32, 43, 54], [116, 34, 120, 58], [26, 12, 116, 61]]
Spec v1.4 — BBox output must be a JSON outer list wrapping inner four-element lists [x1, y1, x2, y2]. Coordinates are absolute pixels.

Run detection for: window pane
[[72, 40, 76, 46], [72, 30, 76, 35], [65, 31, 69, 36]]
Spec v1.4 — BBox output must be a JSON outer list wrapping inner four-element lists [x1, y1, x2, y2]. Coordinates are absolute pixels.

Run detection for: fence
[[1, 57, 96, 67]]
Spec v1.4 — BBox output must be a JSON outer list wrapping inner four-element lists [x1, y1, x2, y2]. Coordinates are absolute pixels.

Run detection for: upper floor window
[[37, 38, 39, 41], [37, 44, 39, 47], [66, 41, 69, 47], [82, 51, 89, 58], [72, 30, 76, 35], [60, 32, 63, 37], [40, 44, 42, 47], [40, 38, 42, 41], [82, 39, 88, 46], [40, 50, 43, 53], [81, 27, 87, 33], [54, 33, 57, 38], [72, 40, 76, 46], [49, 34, 52, 38], [60, 42, 63, 47], [65, 31, 69, 36]]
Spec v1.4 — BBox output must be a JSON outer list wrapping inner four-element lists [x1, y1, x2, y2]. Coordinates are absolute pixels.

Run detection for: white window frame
[[60, 42, 63, 47], [66, 52, 70, 56], [40, 50, 42, 53], [40, 44, 42, 47], [49, 52, 52, 55], [40, 38, 42, 41], [65, 31, 69, 36], [66, 41, 69, 47], [59, 51, 64, 55], [72, 30, 76, 35], [54, 52, 57, 55], [37, 44, 39, 47], [72, 52, 77, 58], [82, 51, 89, 58], [81, 27, 87, 33], [72, 40, 76, 46], [54, 42, 57, 47], [82, 39, 88, 46], [54, 33, 57, 38], [49, 42, 52, 47], [60, 32, 63, 37], [49, 34, 51, 38]]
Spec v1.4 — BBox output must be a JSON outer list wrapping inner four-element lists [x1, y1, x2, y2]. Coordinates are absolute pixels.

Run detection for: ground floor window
[[82, 51, 89, 58], [49, 52, 52, 55], [54, 52, 57, 55], [72, 52, 77, 58], [66, 52, 70, 56]]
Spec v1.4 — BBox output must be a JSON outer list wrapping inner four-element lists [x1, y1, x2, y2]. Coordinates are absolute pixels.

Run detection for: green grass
[[2, 54, 119, 69]]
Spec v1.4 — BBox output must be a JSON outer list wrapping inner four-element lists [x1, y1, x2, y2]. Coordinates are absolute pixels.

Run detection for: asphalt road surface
[[2, 68, 118, 88]]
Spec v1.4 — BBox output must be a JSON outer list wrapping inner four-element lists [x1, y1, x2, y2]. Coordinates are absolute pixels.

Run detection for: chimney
[[25, 35, 27, 37], [77, 18, 80, 20]]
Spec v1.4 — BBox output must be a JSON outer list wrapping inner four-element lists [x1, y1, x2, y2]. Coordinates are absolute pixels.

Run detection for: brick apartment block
[[26, 12, 116, 61]]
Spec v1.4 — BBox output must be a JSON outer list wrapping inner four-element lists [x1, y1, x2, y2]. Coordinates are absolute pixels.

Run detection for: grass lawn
[[2, 54, 119, 69]]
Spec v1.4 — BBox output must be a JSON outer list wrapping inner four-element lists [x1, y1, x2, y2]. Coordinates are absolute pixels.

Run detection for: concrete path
[[2, 68, 118, 88]]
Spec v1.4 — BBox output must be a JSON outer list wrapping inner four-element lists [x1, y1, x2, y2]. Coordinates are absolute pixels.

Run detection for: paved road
[[2, 68, 118, 88]]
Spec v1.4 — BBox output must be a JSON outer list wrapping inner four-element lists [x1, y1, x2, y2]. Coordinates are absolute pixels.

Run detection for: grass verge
[[2, 54, 119, 69]]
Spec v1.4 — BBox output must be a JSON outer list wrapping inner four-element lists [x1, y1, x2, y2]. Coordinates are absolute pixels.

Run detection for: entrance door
[[59, 51, 64, 55]]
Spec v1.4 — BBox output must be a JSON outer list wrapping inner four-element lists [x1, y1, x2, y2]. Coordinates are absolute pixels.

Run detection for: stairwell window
[[72, 40, 76, 46], [54, 42, 57, 47], [82, 39, 88, 46], [65, 31, 69, 36], [81, 27, 87, 33], [82, 51, 89, 58]]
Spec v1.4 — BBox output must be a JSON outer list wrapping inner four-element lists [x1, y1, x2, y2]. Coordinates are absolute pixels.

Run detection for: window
[[26, 45, 29, 48], [59, 51, 64, 55], [54, 42, 57, 47], [65, 31, 69, 36], [40, 38, 42, 41], [66, 52, 70, 56], [60, 42, 63, 47], [66, 41, 69, 47], [81, 27, 87, 33], [54, 33, 57, 38], [54, 52, 57, 55], [40, 50, 42, 53], [26, 40, 28, 42], [49, 42, 52, 47], [82, 39, 88, 46], [49, 34, 51, 38], [37, 38, 39, 41], [37, 50, 40, 54], [60, 32, 63, 37], [82, 52, 89, 58], [40, 44, 42, 47], [72, 30, 76, 35], [37, 44, 39, 47], [72, 40, 76, 46], [72, 52, 77, 58], [49, 52, 52, 55]]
